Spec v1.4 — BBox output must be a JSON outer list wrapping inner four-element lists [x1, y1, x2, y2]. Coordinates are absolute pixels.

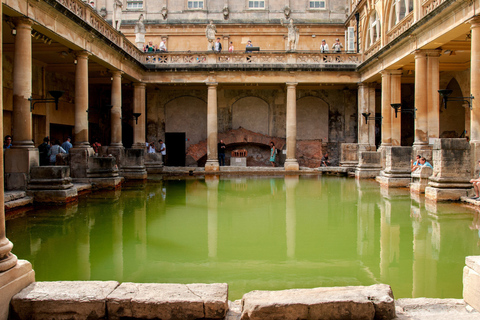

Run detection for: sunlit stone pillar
[[358, 83, 376, 150], [380, 71, 392, 147], [205, 83, 219, 172], [414, 51, 428, 146], [12, 18, 34, 149], [111, 71, 123, 147], [390, 70, 402, 146], [70, 51, 94, 179], [427, 50, 441, 140], [285, 175, 298, 259], [132, 83, 146, 148], [470, 17, 480, 168], [0, 11, 35, 319], [206, 175, 219, 258], [74, 51, 91, 148], [5, 18, 39, 190], [285, 83, 299, 171]]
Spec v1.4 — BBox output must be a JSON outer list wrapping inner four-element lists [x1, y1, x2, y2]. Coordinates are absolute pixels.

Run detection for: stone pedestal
[[4, 148, 39, 190], [410, 166, 433, 194], [0, 260, 35, 320], [425, 138, 472, 202], [70, 147, 95, 179], [340, 143, 358, 169], [464, 256, 480, 312], [87, 156, 123, 190], [27, 166, 77, 204], [107, 146, 125, 168], [230, 149, 247, 167], [122, 148, 147, 180], [376, 146, 412, 187], [145, 153, 163, 173], [355, 151, 381, 179]]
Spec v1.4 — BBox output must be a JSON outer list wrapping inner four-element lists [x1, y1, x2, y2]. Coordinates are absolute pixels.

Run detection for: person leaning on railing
[[332, 38, 343, 52]]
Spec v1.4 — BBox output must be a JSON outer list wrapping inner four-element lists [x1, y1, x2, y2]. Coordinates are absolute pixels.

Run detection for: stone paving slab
[[395, 298, 480, 319], [4, 191, 27, 202], [106, 282, 228, 320], [240, 284, 395, 320], [10, 281, 119, 320]]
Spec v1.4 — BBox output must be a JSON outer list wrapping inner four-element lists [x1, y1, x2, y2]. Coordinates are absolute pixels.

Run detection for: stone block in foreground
[[240, 284, 395, 320], [464, 256, 480, 312], [10, 281, 119, 320], [106, 282, 228, 320]]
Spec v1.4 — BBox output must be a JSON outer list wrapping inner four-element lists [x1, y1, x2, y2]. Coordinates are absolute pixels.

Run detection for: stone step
[[240, 284, 395, 320], [5, 195, 33, 211], [4, 191, 27, 202]]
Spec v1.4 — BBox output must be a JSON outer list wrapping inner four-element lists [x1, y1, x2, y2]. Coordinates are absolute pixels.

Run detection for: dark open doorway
[[165, 132, 186, 166]]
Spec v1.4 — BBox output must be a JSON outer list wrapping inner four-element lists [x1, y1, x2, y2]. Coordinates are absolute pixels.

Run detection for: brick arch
[[186, 127, 285, 163]]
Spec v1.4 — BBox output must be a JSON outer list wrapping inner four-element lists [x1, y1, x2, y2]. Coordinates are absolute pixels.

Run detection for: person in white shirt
[[320, 39, 329, 53], [158, 139, 166, 164], [214, 38, 222, 52], [147, 141, 156, 153], [159, 39, 167, 52]]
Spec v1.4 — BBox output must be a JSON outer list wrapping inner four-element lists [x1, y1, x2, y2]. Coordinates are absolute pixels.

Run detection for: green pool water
[[6, 175, 480, 300]]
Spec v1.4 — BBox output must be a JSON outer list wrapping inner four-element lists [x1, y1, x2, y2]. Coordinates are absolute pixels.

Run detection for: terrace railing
[[143, 51, 361, 68], [386, 11, 414, 44]]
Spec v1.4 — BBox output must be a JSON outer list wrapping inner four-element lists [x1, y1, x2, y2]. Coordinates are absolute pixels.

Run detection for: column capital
[[469, 16, 480, 28], [425, 49, 442, 57], [133, 82, 146, 88], [390, 70, 403, 76], [74, 50, 91, 59], [380, 70, 393, 77], [111, 70, 123, 77], [12, 17, 33, 27], [414, 50, 427, 58], [286, 82, 298, 87], [206, 82, 218, 87]]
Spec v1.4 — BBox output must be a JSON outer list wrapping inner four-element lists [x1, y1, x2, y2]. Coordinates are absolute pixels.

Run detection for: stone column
[[110, 71, 123, 147], [107, 71, 125, 167], [414, 51, 428, 146], [132, 83, 146, 149], [358, 83, 376, 150], [74, 51, 91, 148], [12, 18, 34, 148], [70, 51, 95, 179], [427, 50, 441, 140], [390, 70, 402, 146], [285, 83, 299, 171], [5, 18, 39, 190], [0, 10, 35, 318], [380, 71, 392, 147], [205, 83, 219, 172], [470, 17, 480, 169]]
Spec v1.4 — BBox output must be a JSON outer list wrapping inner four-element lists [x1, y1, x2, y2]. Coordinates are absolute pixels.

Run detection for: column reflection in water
[[206, 175, 219, 259], [356, 179, 378, 259], [285, 175, 299, 259], [77, 207, 94, 280], [379, 187, 413, 297]]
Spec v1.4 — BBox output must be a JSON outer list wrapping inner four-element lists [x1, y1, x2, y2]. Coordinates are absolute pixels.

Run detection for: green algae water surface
[[6, 175, 480, 300]]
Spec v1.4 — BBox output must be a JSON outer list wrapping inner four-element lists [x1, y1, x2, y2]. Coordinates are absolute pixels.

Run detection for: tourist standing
[[3, 135, 12, 149], [269, 142, 276, 167], [62, 136, 72, 153], [228, 41, 234, 52], [38, 137, 51, 166], [214, 38, 222, 52], [158, 139, 166, 164], [147, 141, 156, 153], [332, 38, 343, 52], [470, 160, 480, 200], [218, 139, 226, 166], [159, 39, 167, 52], [320, 39, 329, 52], [48, 139, 66, 165], [92, 139, 101, 155]]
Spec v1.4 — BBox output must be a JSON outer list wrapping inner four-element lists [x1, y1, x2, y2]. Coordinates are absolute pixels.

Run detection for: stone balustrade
[[423, 0, 448, 16], [364, 40, 381, 59], [143, 51, 361, 68], [386, 12, 415, 44]]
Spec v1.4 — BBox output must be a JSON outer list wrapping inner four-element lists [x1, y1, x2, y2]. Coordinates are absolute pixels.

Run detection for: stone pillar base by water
[[425, 139, 472, 202], [339, 143, 359, 169], [464, 256, 480, 313], [205, 160, 220, 172], [0, 260, 35, 320], [284, 159, 299, 171], [145, 153, 163, 174], [27, 166, 77, 204], [107, 146, 125, 168], [87, 157, 123, 190], [376, 146, 412, 188], [355, 151, 381, 179], [122, 148, 147, 181], [4, 148, 39, 190], [69, 147, 95, 179], [410, 166, 433, 194]]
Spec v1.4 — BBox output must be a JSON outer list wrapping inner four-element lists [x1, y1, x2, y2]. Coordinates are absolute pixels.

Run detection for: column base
[[205, 160, 220, 172], [0, 260, 35, 320], [425, 186, 470, 202], [5, 148, 39, 190], [70, 147, 95, 179], [355, 151, 381, 179], [284, 159, 299, 171], [376, 175, 411, 188], [107, 146, 125, 168]]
